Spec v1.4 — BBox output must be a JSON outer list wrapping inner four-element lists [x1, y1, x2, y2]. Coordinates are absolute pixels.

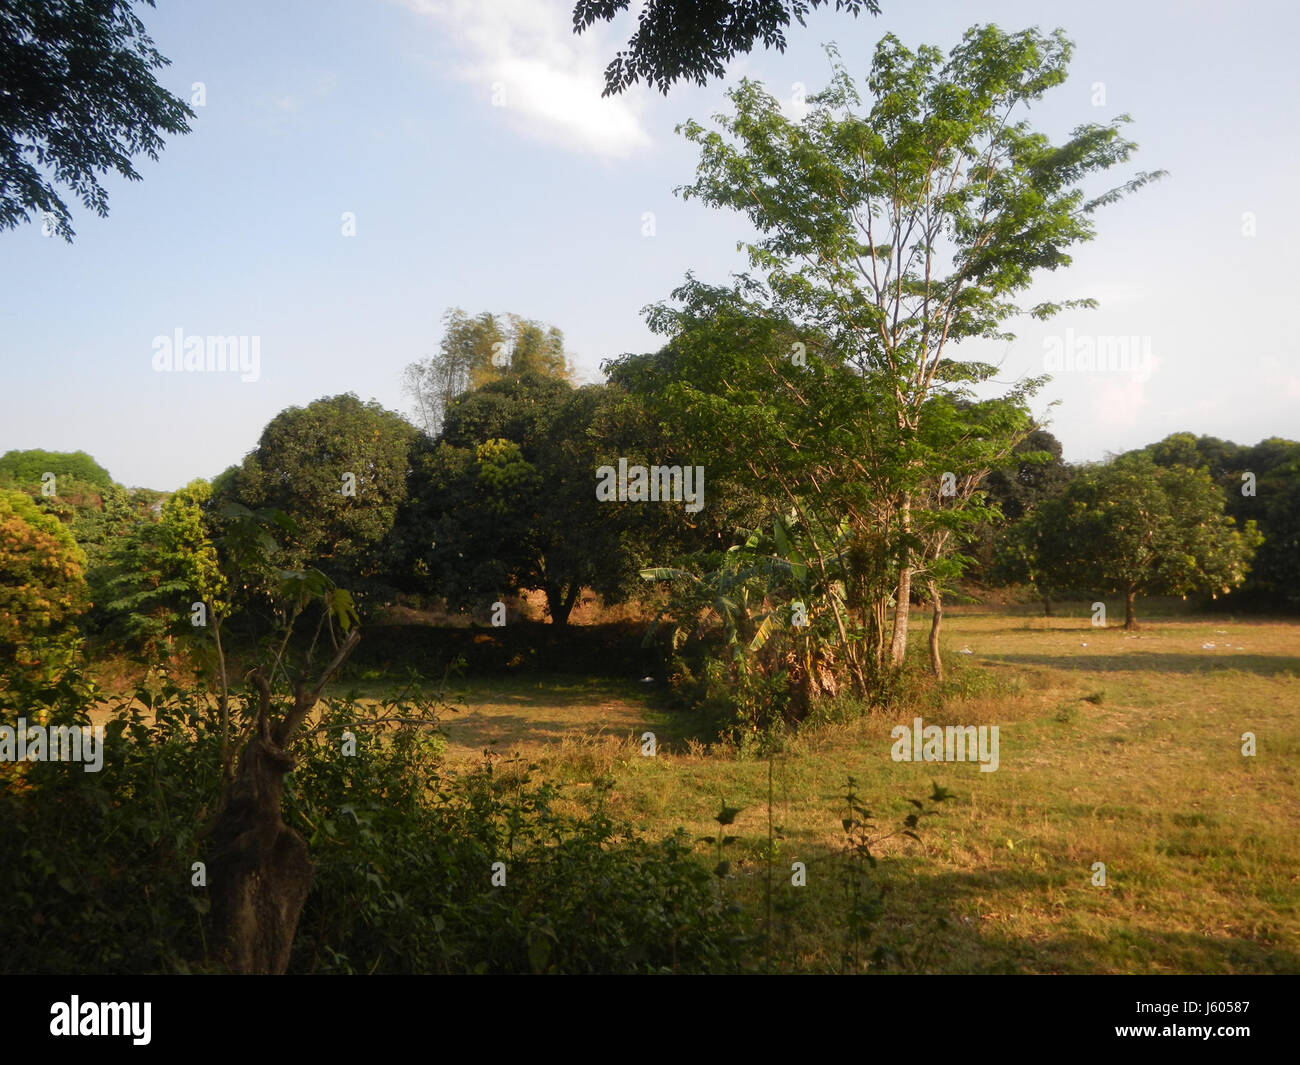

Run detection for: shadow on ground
[[867, 866, 1300, 974], [981, 652, 1300, 677]]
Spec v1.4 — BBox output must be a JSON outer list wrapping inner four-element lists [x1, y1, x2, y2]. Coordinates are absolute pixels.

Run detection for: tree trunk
[[927, 578, 943, 682], [546, 583, 581, 627], [1042, 596, 1053, 617], [206, 630, 360, 974], [1124, 588, 1138, 630], [207, 704, 312, 975], [889, 493, 912, 668]]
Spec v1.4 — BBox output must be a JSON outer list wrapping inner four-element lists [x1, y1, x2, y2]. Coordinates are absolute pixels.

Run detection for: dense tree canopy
[[94, 478, 228, 654], [395, 374, 646, 625], [1135, 432, 1300, 609], [1013, 456, 1260, 628], [0, 487, 87, 654], [0, 448, 114, 491], [214, 394, 419, 602]]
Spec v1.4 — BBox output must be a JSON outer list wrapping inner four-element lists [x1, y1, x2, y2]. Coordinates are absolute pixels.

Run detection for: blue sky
[[1, 0, 1297, 490]]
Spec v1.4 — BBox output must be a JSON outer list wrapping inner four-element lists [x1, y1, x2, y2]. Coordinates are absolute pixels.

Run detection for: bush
[[0, 666, 748, 974]]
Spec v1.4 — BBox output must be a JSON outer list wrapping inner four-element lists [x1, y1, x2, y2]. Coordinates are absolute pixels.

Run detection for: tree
[[1246, 462, 1300, 611], [190, 503, 369, 974], [94, 478, 228, 656], [396, 375, 643, 626], [982, 430, 1073, 524], [975, 428, 1075, 593], [213, 394, 419, 604], [403, 310, 574, 437], [633, 25, 1160, 686], [0, 0, 193, 241], [573, 0, 878, 96], [1137, 433, 1300, 612], [0, 487, 87, 660], [1016, 457, 1261, 629], [0, 448, 114, 491]]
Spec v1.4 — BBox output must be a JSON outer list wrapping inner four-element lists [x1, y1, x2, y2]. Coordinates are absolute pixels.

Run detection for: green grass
[[87, 599, 1300, 972], [401, 602, 1300, 973]]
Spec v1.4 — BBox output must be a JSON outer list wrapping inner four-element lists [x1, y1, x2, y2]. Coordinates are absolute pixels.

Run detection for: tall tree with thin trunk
[[660, 24, 1161, 679]]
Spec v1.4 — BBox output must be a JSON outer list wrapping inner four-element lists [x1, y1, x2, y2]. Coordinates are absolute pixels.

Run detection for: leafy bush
[[0, 666, 748, 974]]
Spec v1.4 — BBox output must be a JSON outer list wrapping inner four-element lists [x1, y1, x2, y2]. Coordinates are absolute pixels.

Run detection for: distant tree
[[1016, 457, 1261, 628], [396, 376, 642, 625], [1131, 433, 1300, 611], [0, 487, 87, 658], [95, 479, 228, 656], [573, 0, 878, 96], [1246, 461, 1300, 610], [214, 395, 418, 603], [982, 430, 1073, 524], [0, 0, 193, 241], [975, 428, 1075, 587], [0, 448, 114, 491], [403, 310, 574, 437]]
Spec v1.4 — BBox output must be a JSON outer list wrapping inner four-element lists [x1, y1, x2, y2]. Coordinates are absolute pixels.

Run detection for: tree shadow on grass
[[981, 652, 1300, 677], [436, 703, 704, 754], [438, 711, 607, 753], [871, 866, 1300, 974]]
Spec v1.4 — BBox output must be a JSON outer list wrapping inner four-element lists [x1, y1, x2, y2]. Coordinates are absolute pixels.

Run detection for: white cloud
[[397, 0, 651, 158]]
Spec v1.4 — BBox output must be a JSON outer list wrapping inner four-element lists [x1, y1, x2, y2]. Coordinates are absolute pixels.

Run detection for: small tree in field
[[1016, 457, 1261, 629]]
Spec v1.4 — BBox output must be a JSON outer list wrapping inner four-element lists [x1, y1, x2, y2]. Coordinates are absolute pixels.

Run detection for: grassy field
[[412, 601, 1300, 973]]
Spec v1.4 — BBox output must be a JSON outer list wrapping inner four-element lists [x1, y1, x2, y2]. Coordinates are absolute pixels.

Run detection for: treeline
[[2, 325, 1295, 706]]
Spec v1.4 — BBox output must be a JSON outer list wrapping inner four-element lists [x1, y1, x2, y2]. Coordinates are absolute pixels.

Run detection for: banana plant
[[641, 512, 855, 686]]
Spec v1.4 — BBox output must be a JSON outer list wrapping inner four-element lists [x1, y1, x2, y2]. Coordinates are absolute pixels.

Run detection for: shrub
[[0, 666, 748, 974]]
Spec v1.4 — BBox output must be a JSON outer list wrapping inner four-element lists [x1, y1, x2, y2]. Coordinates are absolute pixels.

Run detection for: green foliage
[[1135, 433, 1300, 611], [0, 667, 222, 973], [620, 23, 1156, 689], [402, 309, 574, 437], [0, 662, 748, 974], [575, 0, 880, 96], [397, 376, 646, 625], [644, 513, 846, 737], [0, 449, 113, 491], [92, 479, 229, 656], [0, 0, 193, 240], [0, 487, 87, 658], [213, 394, 418, 604], [42, 480, 144, 573], [1013, 456, 1261, 625], [294, 741, 748, 975]]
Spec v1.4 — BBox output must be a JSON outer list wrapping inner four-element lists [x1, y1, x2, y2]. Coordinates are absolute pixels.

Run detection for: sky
[[1, 0, 1297, 491]]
